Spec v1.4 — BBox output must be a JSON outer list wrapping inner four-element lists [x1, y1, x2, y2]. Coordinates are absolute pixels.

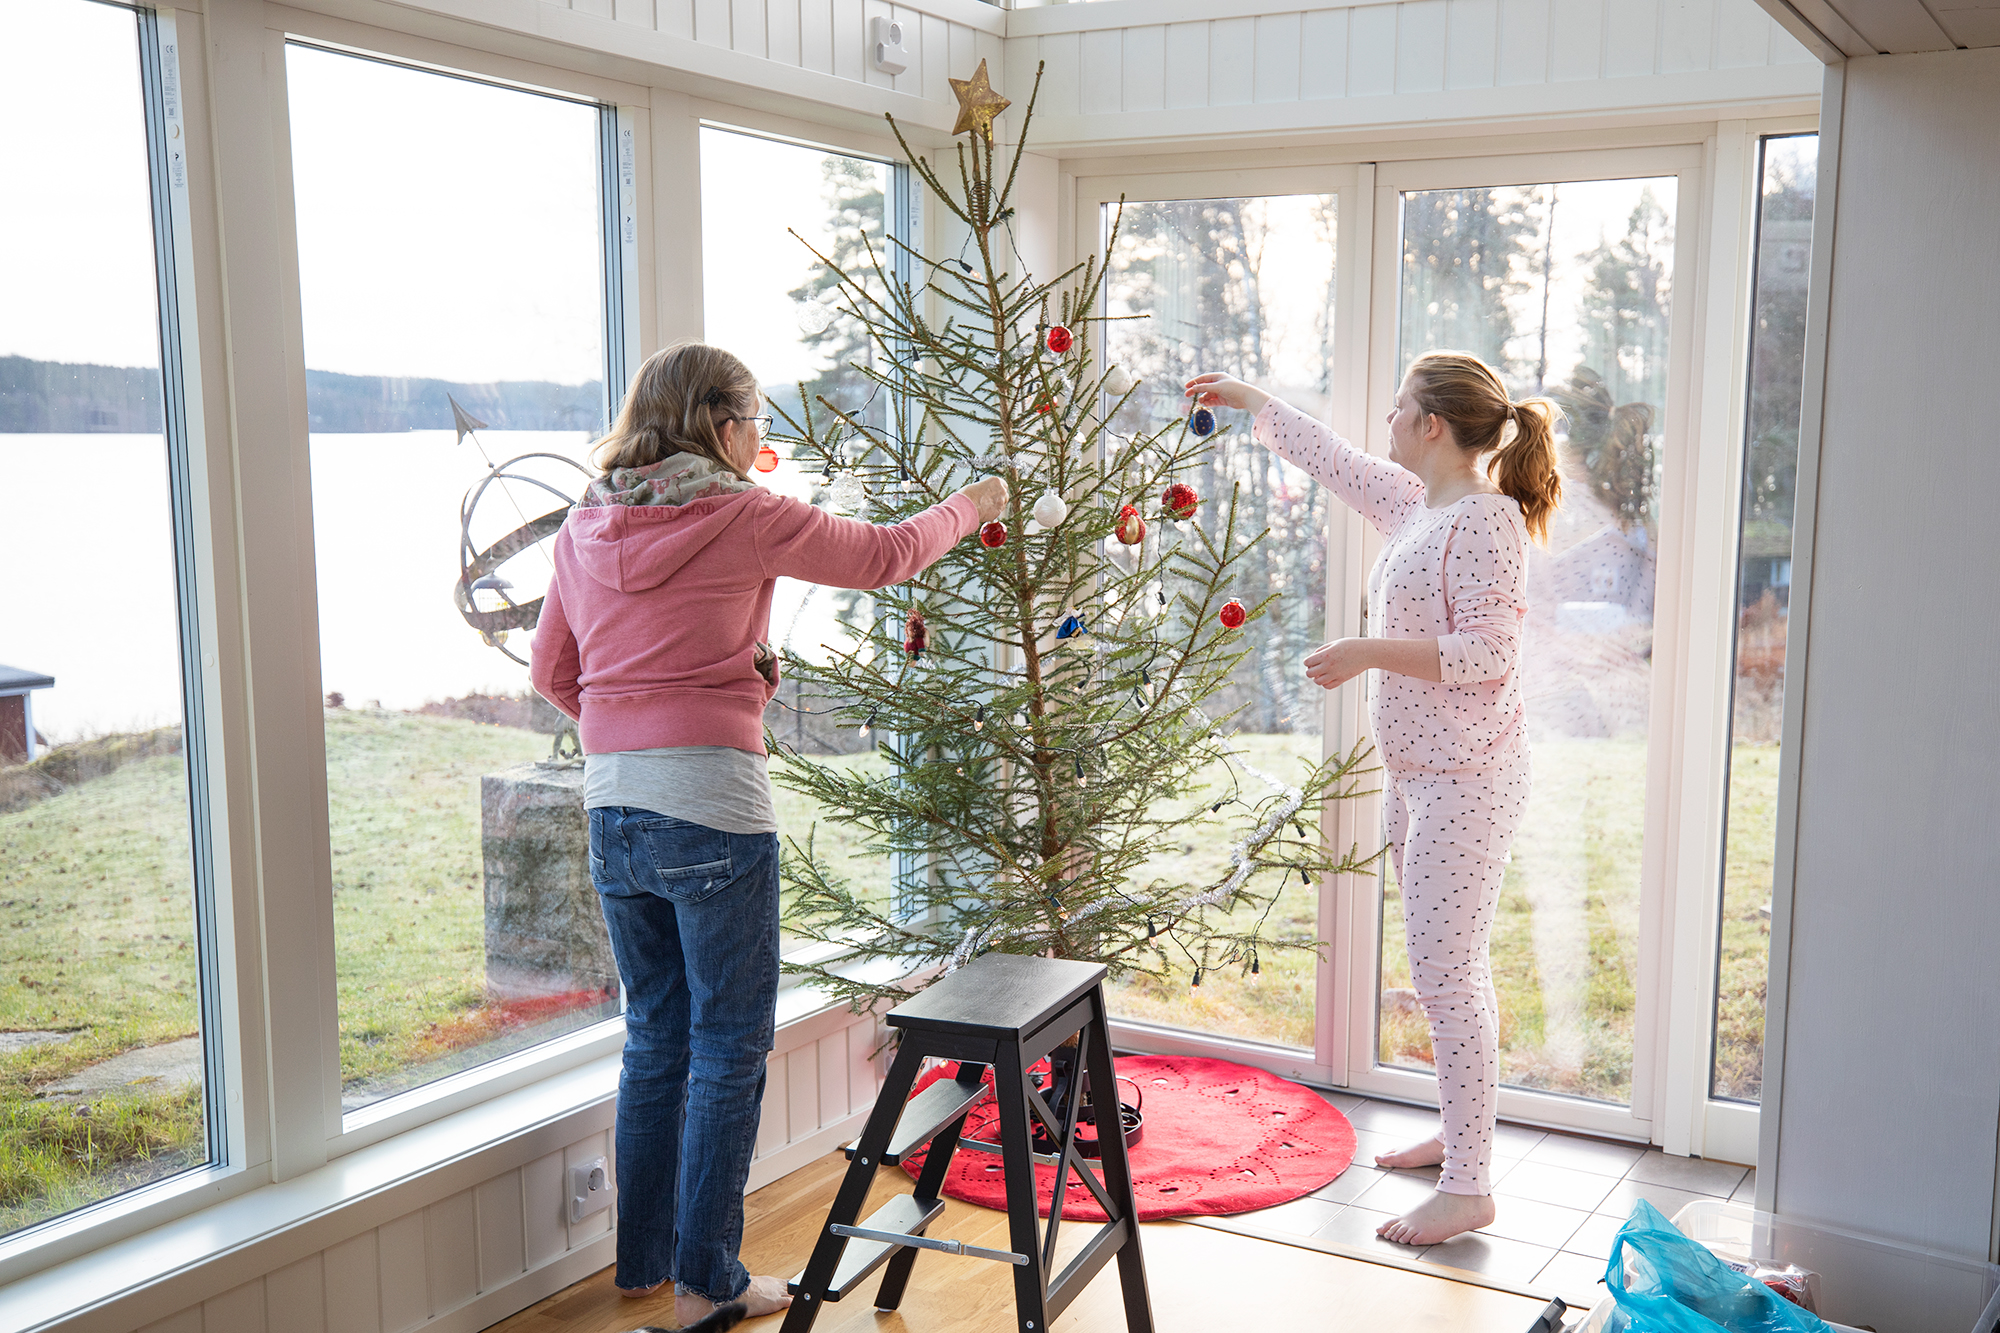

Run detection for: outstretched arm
[[756, 478, 1007, 589], [1185, 373, 1424, 537]]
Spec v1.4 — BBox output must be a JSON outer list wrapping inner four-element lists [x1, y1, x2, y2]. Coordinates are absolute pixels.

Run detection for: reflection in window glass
[[1713, 135, 1815, 1104], [0, 0, 209, 1234], [698, 126, 898, 949], [286, 45, 619, 1112], [1382, 178, 1678, 1105], [1098, 194, 1338, 1052]]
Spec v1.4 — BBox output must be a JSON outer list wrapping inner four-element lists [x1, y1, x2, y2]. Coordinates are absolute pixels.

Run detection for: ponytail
[[592, 342, 761, 478], [1495, 398, 1563, 544], [1406, 350, 1566, 544]]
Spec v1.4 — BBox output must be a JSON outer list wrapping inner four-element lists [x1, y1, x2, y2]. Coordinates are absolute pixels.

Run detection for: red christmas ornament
[[1163, 482, 1199, 519], [1045, 324, 1074, 354], [753, 444, 780, 473], [904, 610, 928, 658], [1219, 599, 1247, 629], [980, 521, 1008, 548], [1035, 396, 1055, 415], [1114, 504, 1147, 546]]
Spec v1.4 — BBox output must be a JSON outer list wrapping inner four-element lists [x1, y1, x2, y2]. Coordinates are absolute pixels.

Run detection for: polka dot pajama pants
[[1385, 758, 1531, 1196]]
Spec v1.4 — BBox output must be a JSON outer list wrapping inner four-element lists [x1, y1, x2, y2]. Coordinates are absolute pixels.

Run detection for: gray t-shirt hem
[[582, 745, 778, 835]]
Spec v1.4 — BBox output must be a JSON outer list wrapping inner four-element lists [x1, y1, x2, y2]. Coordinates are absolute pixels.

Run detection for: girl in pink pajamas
[[1186, 354, 1562, 1247]]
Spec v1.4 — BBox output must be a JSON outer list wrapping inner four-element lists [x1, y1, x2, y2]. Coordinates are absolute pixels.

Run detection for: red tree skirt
[[899, 1054, 1356, 1222]]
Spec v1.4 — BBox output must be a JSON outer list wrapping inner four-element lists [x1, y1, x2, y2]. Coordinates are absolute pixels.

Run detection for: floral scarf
[[580, 451, 758, 509]]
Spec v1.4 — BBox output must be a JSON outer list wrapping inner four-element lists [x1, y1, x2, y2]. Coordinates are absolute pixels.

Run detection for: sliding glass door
[[1079, 135, 1805, 1150]]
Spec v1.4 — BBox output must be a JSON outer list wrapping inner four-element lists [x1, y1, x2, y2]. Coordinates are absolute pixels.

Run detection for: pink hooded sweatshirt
[[530, 477, 978, 755]]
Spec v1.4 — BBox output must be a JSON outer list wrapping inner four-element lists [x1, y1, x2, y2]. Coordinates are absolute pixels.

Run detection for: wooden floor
[[488, 1153, 1561, 1333]]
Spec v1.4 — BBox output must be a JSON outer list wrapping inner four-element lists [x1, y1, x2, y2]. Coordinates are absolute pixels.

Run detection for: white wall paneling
[[285, 0, 1007, 146], [1009, 0, 1816, 151]]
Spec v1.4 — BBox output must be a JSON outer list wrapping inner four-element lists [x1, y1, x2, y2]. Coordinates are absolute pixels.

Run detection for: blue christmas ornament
[[1056, 613, 1089, 640], [1189, 404, 1217, 436]]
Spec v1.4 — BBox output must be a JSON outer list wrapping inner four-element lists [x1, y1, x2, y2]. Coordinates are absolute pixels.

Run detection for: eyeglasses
[[722, 414, 773, 436]]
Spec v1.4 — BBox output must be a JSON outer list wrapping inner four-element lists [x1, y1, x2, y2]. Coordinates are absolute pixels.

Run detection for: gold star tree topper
[[948, 59, 1011, 139]]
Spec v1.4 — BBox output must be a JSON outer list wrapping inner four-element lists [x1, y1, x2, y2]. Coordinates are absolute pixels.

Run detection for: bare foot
[[676, 1274, 793, 1324], [617, 1278, 665, 1298], [1373, 1133, 1446, 1171], [1376, 1190, 1496, 1246]]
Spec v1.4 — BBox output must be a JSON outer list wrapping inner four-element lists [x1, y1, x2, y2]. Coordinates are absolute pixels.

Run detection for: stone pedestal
[[481, 762, 617, 1002]]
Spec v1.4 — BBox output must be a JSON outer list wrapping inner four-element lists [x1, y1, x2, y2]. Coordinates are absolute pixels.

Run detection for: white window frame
[[1065, 121, 1814, 1156], [0, 6, 668, 1281]]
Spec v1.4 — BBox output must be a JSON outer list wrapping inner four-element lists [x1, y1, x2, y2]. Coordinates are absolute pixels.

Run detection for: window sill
[[336, 1016, 628, 1154]]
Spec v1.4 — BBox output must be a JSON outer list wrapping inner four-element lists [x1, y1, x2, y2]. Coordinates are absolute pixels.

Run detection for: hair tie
[[701, 387, 726, 407]]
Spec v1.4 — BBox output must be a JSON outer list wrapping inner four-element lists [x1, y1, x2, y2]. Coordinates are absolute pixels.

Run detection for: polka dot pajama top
[[1255, 398, 1533, 1196]]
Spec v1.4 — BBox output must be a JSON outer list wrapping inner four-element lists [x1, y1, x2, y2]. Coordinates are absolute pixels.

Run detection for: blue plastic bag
[[1601, 1200, 1832, 1333]]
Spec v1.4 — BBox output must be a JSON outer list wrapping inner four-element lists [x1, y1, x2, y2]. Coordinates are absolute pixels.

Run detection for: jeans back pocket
[[635, 816, 735, 904]]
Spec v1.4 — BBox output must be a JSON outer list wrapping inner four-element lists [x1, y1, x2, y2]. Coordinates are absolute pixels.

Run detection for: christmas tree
[[771, 60, 1380, 1008]]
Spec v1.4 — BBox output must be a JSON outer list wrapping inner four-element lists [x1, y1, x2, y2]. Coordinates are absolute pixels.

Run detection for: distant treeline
[[0, 356, 605, 434]]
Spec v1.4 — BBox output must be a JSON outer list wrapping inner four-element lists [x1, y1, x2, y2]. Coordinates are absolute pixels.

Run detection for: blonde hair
[[592, 342, 761, 478], [1406, 350, 1564, 544]]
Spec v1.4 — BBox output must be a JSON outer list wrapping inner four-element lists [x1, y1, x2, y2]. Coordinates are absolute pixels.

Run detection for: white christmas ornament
[[1032, 490, 1068, 528], [1103, 366, 1136, 397], [795, 299, 836, 335], [823, 473, 867, 515]]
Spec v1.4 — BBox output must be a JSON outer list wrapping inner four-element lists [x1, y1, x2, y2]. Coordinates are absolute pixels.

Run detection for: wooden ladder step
[[841, 1075, 990, 1166], [788, 1193, 947, 1302]]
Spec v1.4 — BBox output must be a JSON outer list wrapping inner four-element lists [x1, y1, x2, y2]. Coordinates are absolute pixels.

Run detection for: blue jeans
[[589, 807, 779, 1302]]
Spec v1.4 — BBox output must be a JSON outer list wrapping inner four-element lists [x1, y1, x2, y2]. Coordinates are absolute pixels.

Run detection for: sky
[[0, 0, 162, 368]]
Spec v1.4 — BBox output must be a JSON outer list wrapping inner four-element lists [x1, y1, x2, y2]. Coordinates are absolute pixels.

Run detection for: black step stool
[[780, 953, 1153, 1333]]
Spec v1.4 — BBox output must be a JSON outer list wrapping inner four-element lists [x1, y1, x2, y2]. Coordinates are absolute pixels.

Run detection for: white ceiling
[[1758, 0, 2000, 56]]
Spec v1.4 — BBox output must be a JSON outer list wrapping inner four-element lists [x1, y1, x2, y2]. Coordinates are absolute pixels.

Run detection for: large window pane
[[1381, 178, 1678, 1105], [1098, 194, 1339, 1052], [1713, 136, 1816, 1104], [286, 45, 618, 1113], [0, 0, 210, 1234], [698, 126, 899, 950]]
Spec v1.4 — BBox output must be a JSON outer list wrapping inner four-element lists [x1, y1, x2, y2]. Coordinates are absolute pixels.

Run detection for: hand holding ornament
[[957, 475, 1010, 525], [1183, 372, 1272, 416]]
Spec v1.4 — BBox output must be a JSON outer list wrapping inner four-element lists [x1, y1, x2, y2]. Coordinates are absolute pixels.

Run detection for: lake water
[[1, 431, 837, 743]]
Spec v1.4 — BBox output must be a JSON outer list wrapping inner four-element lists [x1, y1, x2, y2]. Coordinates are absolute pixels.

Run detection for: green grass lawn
[[0, 751, 205, 1233], [1099, 734, 1329, 1050], [323, 708, 585, 1095], [1715, 743, 1779, 1101], [771, 749, 893, 949], [0, 712, 1780, 1234]]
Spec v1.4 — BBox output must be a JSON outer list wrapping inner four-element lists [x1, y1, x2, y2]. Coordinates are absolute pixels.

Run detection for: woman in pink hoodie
[[532, 343, 1005, 1324]]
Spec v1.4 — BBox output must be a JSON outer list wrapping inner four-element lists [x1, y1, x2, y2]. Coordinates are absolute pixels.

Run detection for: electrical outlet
[[871, 17, 909, 75], [568, 1156, 610, 1223]]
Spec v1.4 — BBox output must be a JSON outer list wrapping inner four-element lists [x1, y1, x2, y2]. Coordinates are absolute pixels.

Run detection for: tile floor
[[1200, 1089, 1758, 1314]]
